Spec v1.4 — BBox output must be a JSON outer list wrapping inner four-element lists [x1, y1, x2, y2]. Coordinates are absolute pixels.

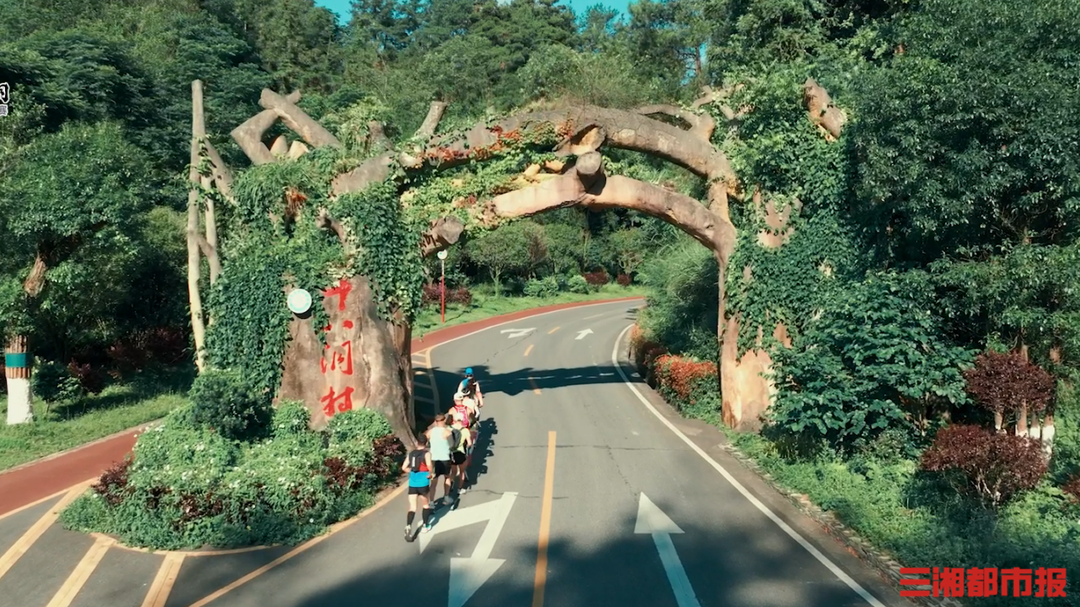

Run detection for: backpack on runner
[[449, 426, 463, 452]]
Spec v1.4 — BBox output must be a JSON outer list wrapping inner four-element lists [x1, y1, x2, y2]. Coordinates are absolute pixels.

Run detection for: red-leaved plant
[[653, 354, 717, 402], [92, 458, 133, 507], [582, 270, 609, 286], [422, 284, 473, 306], [1062, 475, 1080, 505], [963, 350, 1055, 433], [920, 424, 1048, 509]]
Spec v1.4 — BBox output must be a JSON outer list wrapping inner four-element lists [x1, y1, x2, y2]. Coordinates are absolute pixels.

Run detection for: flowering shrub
[[60, 404, 403, 550], [920, 424, 1048, 509], [421, 283, 473, 307], [616, 273, 631, 287]]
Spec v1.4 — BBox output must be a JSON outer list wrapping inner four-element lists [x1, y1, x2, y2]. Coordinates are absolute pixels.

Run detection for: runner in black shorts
[[426, 414, 454, 507], [402, 434, 434, 541], [447, 413, 471, 504]]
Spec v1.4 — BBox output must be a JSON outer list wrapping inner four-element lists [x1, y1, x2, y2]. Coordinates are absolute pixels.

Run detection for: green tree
[[608, 228, 648, 277], [468, 223, 542, 295], [851, 0, 1080, 266], [0, 122, 151, 424], [767, 273, 975, 456]]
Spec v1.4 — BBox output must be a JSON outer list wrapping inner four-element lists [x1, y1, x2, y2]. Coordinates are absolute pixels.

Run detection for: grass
[[0, 367, 194, 472], [721, 429, 1080, 604], [0, 283, 644, 473], [412, 283, 646, 337]]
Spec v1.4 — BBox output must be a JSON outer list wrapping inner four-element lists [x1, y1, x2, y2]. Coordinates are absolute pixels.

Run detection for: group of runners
[[402, 367, 485, 541]]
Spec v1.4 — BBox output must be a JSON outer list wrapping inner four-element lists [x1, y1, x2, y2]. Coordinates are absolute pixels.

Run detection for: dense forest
[[2, 0, 1080, 600]]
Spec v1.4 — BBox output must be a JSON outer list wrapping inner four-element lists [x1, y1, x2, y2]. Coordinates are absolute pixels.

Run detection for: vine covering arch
[[185, 78, 843, 445]]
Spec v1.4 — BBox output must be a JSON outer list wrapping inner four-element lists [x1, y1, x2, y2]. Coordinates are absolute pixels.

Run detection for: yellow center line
[[524, 344, 534, 357], [532, 431, 557, 607], [45, 536, 114, 607], [528, 377, 541, 394], [547, 327, 560, 334], [0, 481, 90, 582], [142, 553, 185, 607]]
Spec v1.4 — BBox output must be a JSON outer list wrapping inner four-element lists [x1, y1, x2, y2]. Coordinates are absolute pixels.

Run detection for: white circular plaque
[[287, 288, 313, 314], [437, 250, 448, 260]]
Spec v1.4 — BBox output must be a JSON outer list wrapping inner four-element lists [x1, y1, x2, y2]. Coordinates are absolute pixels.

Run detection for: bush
[[31, 360, 84, 405], [421, 283, 473, 306], [920, 424, 1048, 509], [327, 407, 393, 445], [189, 368, 273, 442], [67, 360, 106, 394], [106, 327, 189, 372], [567, 274, 590, 294], [629, 325, 664, 372], [327, 408, 394, 467], [60, 404, 404, 550], [645, 351, 720, 420], [272, 400, 311, 436], [582, 270, 609, 287], [765, 275, 973, 456], [616, 273, 631, 287], [523, 276, 559, 298], [1064, 474, 1080, 503], [636, 241, 718, 361]]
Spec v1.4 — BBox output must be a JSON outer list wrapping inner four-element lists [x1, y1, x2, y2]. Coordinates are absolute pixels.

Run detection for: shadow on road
[[429, 364, 633, 400], [279, 498, 876, 607]]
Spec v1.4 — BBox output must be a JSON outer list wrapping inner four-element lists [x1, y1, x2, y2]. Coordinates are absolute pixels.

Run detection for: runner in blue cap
[[458, 368, 483, 409]]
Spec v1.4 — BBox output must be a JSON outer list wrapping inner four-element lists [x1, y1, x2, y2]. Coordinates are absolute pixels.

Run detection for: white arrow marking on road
[[635, 493, 701, 607], [500, 328, 535, 339], [575, 328, 594, 340], [418, 492, 518, 607]]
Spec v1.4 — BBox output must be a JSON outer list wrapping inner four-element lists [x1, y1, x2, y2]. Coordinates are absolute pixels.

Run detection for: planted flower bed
[[61, 397, 404, 551]]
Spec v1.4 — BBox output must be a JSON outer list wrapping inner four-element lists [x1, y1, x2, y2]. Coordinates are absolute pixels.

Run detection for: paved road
[[0, 300, 912, 607]]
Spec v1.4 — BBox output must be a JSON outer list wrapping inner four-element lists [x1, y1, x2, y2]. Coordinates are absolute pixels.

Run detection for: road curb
[[623, 322, 962, 607], [0, 294, 644, 517]]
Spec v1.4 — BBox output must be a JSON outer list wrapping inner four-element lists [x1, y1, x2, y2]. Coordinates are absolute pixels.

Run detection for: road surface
[[0, 299, 912, 607]]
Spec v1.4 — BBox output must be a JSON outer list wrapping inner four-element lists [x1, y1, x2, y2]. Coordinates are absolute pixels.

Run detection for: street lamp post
[[437, 250, 448, 324]]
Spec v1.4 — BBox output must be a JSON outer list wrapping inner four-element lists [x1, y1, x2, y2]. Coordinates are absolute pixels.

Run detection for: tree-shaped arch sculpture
[[185, 79, 842, 445]]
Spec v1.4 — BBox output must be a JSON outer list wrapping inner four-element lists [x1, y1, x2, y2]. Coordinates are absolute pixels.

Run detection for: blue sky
[[313, 0, 631, 25]]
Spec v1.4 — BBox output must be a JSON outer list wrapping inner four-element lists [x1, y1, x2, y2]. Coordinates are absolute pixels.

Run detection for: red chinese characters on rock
[[321, 386, 355, 418], [319, 279, 358, 420], [321, 339, 353, 375], [900, 567, 1067, 598], [323, 279, 352, 311]]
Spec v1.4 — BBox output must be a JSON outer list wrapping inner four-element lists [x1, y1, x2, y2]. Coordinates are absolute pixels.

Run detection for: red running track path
[[0, 296, 643, 516]]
